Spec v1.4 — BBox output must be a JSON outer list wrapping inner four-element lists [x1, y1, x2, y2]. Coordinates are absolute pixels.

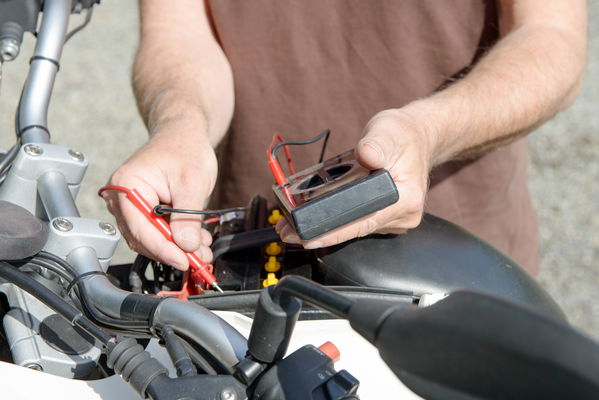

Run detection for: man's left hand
[[277, 108, 436, 248]]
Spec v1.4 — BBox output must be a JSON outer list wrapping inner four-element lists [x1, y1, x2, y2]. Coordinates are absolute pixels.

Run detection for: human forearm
[[134, 0, 234, 147], [282, 0, 587, 250], [407, 0, 586, 166]]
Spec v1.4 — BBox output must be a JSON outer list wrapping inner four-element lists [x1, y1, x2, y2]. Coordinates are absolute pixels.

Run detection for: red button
[[319, 341, 340, 362]]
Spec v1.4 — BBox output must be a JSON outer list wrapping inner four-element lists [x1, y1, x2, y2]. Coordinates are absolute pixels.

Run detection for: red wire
[[269, 133, 295, 175], [203, 216, 220, 224], [98, 185, 218, 288]]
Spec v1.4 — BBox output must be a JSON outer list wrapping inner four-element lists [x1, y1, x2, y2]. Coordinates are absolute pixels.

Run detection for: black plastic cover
[[252, 345, 359, 400], [276, 170, 398, 240], [247, 287, 301, 363], [0, 0, 40, 38], [0, 200, 48, 260], [351, 291, 599, 400], [315, 213, 565, 320]]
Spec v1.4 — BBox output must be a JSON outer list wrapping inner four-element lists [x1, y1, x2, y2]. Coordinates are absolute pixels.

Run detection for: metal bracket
[[0, 143, 87, 216], [44, 217, 120, 270]]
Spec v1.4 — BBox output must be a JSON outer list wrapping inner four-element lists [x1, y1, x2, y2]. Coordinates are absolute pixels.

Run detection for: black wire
[[36, 251, 78, 276], [65, 6, 94, 42], [178, 336, 218, 375], [318, 129, 331, 163], [153, 205, 248, 216], [0, 261, 112, 344], [271, 129, 331, 164], [33, 252, 151, 331]]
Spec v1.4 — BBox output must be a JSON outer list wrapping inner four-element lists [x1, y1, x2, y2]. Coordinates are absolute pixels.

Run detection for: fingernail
[[303, 241, 323, 249], [175, 227, 202, 250], [176, 264, 189, 271], [283, 234, 301, 244], [362, 140, 385, 163]]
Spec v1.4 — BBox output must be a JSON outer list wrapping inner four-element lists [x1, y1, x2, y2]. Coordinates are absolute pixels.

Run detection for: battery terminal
[[264, 256, 281, 273], [268, 209, 283, 225], [266, 242, 282, 256], [263, 272, 279, 287]]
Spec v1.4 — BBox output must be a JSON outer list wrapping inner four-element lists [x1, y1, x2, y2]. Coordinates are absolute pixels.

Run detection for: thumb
[[169, 185, 209, 253], [356, 110, 402, 170]]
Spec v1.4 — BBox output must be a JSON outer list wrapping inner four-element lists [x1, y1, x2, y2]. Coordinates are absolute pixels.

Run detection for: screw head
[[52, 217, 73, 232], [23, 144, 43, 156], [220, 391, 235, 400], [24, 363, 43, 371], [68, 149, 85, 162], [99, 222, 116, 235]]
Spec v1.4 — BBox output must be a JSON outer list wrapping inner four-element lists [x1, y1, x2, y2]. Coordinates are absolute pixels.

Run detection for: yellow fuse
[[264, 256, 281, 272], [268, 209, 282, 225], [263, 272, 279, 287], [266, 242, 282, 256]]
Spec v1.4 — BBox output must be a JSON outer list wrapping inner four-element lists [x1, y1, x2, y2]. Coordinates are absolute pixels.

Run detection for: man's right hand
[[102, 127, 217, 271]]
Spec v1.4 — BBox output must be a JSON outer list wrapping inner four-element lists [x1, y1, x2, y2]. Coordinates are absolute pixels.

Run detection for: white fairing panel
[[0, 312, 422, 400]]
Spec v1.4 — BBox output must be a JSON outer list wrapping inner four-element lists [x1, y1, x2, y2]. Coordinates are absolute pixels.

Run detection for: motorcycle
[[0, 1, 598, 399]]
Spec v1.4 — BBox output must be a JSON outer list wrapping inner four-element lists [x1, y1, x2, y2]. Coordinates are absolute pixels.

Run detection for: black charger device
[[272, 150, 399, 240]]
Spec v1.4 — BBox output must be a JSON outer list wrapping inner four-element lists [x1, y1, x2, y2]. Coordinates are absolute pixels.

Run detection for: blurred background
[[0, 3, 597, 338]]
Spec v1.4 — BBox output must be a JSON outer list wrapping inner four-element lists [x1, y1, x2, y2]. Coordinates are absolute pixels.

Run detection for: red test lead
[[98, 185, 223, 293]]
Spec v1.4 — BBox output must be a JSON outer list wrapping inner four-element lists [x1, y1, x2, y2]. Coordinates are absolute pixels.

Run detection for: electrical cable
[[98, 185, 223, 292], [178, 336, 218, 376], [31, 252, 152, 331], [159, 325, 197, 377], [65, 6, 94, 42], [271, 129, 331, 163], [153, 205, 248, 216], [0, 144, 18, 174], [0, 261, 112, 344], [267, 129, 331, 193]]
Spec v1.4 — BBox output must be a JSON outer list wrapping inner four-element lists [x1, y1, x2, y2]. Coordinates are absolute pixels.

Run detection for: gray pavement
[[0, 3, 598, 339]]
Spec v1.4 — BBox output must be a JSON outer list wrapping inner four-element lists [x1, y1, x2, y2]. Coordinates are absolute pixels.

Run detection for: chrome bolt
[[68, 149, 85, 162], [24, 363, 43, 371], [23, 144, 43, 156], [53, 217, 73, 232], [220, 391, 235, 400], [99, 222, 116, 235], [0, 38, 20, 62]]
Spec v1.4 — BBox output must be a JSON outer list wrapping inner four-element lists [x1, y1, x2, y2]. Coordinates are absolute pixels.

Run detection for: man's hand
[[277, 108, 435, 248], [102, 126, 217, 270], [277, 0, 586, 249], [103, 0, 233, 269]]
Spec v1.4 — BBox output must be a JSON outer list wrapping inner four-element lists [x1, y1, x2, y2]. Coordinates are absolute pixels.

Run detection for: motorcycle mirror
[[347, 291, 599, 400]]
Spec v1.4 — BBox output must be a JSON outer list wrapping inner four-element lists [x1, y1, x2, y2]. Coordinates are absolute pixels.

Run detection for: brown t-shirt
[[207, 0, 539, 274]]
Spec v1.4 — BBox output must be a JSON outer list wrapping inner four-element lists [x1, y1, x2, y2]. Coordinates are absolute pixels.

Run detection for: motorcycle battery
[[273, 151, 399, 240]]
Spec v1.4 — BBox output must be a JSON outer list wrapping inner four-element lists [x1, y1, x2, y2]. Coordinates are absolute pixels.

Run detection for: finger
[[302, 215, 379, 249], [279, 221, 301, 244], [169, 177, 211, 253], [200, 229, 213, 247], [102, 189, 190, 270], [275, 218, 288, 234], [196, 245, 214, 264], [356, 110, 403, 170], [300, 188, 423, 249]]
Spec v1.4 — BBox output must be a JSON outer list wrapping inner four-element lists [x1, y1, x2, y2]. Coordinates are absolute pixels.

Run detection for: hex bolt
[[52, 217, 73, 232], [0, 38, 20, 62], [68, 149, 85, 162], [23, 144, 44, 156], [99, 222, 116, 235]]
